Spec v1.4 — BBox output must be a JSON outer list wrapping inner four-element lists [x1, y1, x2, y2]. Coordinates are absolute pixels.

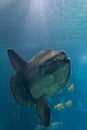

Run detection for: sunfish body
[[7, 49, 71, 127]]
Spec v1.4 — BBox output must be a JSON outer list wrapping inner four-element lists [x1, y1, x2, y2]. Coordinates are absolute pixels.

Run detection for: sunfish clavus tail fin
[[7, 49, 28, 73]]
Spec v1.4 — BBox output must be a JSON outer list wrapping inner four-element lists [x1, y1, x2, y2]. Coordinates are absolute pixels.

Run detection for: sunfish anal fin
[[36, 96, 51, 127]]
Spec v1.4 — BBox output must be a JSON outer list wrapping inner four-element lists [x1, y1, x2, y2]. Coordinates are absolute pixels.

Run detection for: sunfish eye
[[53, 57, 58, 62]]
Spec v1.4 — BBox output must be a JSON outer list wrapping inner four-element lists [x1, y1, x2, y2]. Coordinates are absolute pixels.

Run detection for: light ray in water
[[29, 0, 45, 17]]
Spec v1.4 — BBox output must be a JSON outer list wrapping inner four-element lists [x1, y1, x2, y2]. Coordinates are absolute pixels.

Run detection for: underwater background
[[0, 0, 87, 130]]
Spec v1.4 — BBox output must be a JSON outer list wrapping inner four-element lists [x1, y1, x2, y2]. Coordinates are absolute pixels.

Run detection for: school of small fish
[[54, 83, 75, 110]]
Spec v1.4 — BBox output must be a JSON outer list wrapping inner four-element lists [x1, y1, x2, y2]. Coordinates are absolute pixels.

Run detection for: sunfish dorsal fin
[[7, 49, 28, 72]]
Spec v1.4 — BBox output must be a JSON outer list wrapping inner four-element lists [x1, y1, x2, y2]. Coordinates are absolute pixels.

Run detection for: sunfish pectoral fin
[[36, 96, 51, 127], [7, 49, 28, 73]]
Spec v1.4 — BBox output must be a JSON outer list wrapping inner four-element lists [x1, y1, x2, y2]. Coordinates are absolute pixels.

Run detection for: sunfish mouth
[[62, 57, 71, 63]]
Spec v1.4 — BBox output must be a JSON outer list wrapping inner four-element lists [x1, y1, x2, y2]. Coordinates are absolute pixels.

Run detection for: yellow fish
[[68, 84, 75, 92], [65, 100, 73, 107], [54, 103, 64, 110]]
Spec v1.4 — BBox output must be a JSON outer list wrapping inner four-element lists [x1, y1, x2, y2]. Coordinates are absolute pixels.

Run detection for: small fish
[[68, 84, 75, 92], [65, 100, 73, 107], [47, 121, 63, 130], [35, 125, 45, 130], [54, 103, 64, 110], [35, 121, 63, 130]]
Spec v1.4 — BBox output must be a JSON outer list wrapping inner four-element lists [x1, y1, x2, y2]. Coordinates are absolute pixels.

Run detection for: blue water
[[0, 0, 87, 130]]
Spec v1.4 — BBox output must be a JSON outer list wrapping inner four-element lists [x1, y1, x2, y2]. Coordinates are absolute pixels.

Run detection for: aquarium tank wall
[[0, 0, 87, 130]]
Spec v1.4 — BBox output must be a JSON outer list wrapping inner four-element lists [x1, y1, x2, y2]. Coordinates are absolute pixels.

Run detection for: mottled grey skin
[[7, 49, 71, 127]]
